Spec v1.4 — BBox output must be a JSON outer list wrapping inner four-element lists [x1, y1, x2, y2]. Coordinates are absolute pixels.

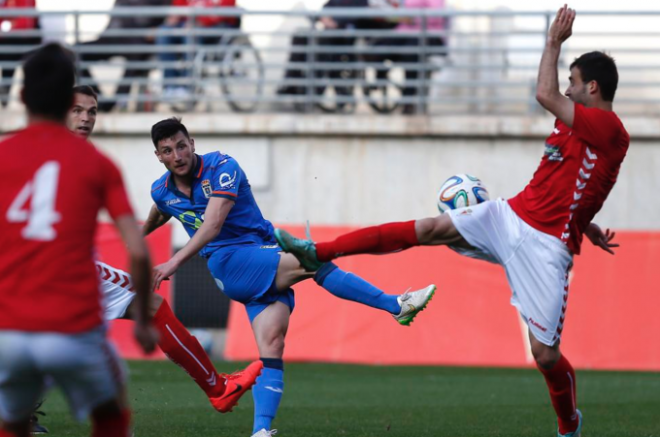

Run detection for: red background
[[96, 224, 660, 370]]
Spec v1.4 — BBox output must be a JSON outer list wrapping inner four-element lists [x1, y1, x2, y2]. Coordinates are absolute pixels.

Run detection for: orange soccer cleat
[[209, 360, 264, 413]]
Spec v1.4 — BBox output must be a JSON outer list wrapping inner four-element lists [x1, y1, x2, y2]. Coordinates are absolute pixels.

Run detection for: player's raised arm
[[152, 197, 234, 290], [143, 203, 172, 236], [536, 4, 576, 126]]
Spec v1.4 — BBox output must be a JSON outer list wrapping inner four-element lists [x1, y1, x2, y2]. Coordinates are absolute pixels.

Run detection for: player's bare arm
[[536, 4, 576, 126], [152, 196, 234, 290], [114, 214, 159, 353], [143, 203, 172, 236], [585, 222, 619, 255]]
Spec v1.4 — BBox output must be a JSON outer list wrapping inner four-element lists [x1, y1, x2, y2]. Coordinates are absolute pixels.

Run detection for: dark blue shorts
[[206, 244, 295, 323]]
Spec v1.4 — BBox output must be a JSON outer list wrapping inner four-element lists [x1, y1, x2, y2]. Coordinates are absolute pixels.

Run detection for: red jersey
[[0, 0, 37, 31], [173, 0, 238, 28], [509, 103, 629, 255], [0, 122, 134, 333]]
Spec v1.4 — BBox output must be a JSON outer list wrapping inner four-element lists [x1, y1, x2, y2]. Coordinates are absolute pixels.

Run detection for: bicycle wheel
[[221, 35, 264, 113], [315, 54, 359, 114], [362, 60, 404, 114]]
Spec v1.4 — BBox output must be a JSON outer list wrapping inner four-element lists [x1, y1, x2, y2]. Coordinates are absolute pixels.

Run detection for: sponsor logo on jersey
[[219, 171, 237, 189], [544, 143, 564, 162], [201, 179, 212, 198], [166, 198, 182, 206], [179, 211, 204, 230], [528, 317, 548, 332], [459, 208, 473, 216], [260, 244, 278, 249]]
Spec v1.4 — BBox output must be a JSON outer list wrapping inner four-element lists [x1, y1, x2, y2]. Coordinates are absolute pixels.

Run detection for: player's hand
[[548, 4, 576, 46], [585, 223, 619, 255], [134, 322, 159, 355], [152, 259, 179, 291]]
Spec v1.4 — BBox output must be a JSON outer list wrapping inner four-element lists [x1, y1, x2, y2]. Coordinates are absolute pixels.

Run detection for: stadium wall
[[14, 112, 654, 370]]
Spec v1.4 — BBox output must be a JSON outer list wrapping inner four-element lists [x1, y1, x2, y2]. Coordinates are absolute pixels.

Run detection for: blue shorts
[[206, 244, 295, 323]]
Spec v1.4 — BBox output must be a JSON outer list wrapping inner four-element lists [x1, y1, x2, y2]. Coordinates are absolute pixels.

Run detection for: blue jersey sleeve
[[211, 157, 243, 201]]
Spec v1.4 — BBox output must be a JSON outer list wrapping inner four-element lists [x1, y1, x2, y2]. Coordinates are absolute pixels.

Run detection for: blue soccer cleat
[[558, 409, 582, 437]]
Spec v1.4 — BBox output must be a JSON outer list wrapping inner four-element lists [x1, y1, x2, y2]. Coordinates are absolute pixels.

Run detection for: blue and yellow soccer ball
[[437, 174, 490, 213]]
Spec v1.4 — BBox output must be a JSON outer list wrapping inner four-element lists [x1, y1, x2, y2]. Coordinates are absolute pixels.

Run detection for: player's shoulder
[[151, 171, 170, 198], [202, 150, 237, 168]]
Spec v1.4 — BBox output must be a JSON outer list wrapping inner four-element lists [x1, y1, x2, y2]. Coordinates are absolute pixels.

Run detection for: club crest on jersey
[[544, 143, 564, 162], [201, 179, 212, 198]]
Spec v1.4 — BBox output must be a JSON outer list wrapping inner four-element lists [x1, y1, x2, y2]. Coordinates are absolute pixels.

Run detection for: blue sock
[[252, 358, 284, 434], [314, 263, 401, 314]]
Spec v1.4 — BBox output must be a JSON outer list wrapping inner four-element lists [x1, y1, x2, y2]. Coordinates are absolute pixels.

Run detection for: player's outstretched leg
[[314, 262, 436, 326], [152, 300, 262, 412], [274, 221, 419, 271]]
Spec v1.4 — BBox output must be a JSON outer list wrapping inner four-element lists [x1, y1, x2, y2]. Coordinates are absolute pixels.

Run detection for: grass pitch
[[41, 361, 660, 437]]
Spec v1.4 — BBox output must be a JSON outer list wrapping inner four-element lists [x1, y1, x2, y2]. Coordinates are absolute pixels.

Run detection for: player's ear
[[587, 80, 599, 97], [189, 137, 195, 152], [154, 149, 163, 163]]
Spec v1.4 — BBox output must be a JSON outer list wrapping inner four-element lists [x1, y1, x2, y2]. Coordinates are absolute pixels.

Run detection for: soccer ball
[[436, 174, 490, 213]]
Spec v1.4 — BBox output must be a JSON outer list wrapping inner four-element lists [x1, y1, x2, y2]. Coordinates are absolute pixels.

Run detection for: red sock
[[315, 221, 419, 262], [92, 409, 130, 437], [0, 430, 18, 437], [153, 300, 225, 398], [537, 355, 579, 434]]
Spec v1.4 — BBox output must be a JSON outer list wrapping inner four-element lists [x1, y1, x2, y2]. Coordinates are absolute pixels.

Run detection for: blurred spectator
[[0, 0, 40, 108], [157, 0, 238, 98], [371, 0, 446, 114], [277, 0, 395, 97], [78, 0, 172, 112]]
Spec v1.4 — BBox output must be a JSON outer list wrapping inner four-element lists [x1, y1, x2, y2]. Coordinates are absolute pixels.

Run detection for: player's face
[[155, 131, 196, 177], [565, 67, 589, 105], [67, 93, 97, 139]]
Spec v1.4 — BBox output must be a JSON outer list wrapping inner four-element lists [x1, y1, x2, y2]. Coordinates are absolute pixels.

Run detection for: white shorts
[[0, 327, 126, 422], [96, 262, 137, 320], [447, 198, 574, 346]]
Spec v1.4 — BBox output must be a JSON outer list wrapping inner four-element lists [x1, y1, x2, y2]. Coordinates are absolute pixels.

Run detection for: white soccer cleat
[[393, 285, 437, 326], [251, 429, 277, 437]]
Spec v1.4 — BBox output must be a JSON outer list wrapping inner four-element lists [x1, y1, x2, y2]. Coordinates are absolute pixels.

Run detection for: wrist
[[546, 38, 562, 49]]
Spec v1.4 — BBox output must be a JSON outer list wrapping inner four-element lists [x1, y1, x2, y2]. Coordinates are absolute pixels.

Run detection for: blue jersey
[[151, 152, 275, 258]]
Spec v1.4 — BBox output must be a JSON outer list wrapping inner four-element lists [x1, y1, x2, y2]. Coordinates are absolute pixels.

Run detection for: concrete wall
[[2, 112, 658, 245]]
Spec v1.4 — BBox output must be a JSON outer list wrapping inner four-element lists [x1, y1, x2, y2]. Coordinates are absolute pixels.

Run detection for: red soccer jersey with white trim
[[0, 122, 134, 333], [508, 103, 629, 255]]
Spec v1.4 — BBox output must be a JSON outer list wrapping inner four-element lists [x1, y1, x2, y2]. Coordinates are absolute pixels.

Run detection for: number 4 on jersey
[[6, 161, 62, 241]]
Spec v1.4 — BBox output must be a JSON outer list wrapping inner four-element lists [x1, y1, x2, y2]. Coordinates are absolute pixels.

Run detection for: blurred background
[[1, 0, 658, 371]]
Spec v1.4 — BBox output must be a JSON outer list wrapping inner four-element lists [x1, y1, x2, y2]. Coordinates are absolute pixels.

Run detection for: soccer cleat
[[393, 285, 436, 326], [558, 409, 583, 437], [251, 429, 277, 437], [30, 405, 48, 434], [210, 360, 264, 413], [274, 228, 324, 272]]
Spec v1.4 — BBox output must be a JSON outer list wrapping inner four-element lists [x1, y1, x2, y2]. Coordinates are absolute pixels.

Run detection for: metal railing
[[1, 7, 660, 115]]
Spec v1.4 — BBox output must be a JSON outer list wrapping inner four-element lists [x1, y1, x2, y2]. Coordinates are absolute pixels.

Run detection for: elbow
[[536, 90, 551, 107]]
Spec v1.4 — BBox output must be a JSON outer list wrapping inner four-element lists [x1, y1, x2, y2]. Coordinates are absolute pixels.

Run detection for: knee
[[260, 332, 285, 357], [415, 215, 448, 245], [532, 343, 561, 369], [149, 293, 164, 318]]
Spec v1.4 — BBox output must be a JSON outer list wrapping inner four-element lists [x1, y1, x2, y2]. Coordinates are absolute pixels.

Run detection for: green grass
[[40, 361, 660, 437]]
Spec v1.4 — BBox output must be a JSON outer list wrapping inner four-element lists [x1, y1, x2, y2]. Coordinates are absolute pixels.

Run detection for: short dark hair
[[73, 85, 98, 102], [151, 117, 190, 148], [570, 51, 618, 102], [23, 43, 76, 120]]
